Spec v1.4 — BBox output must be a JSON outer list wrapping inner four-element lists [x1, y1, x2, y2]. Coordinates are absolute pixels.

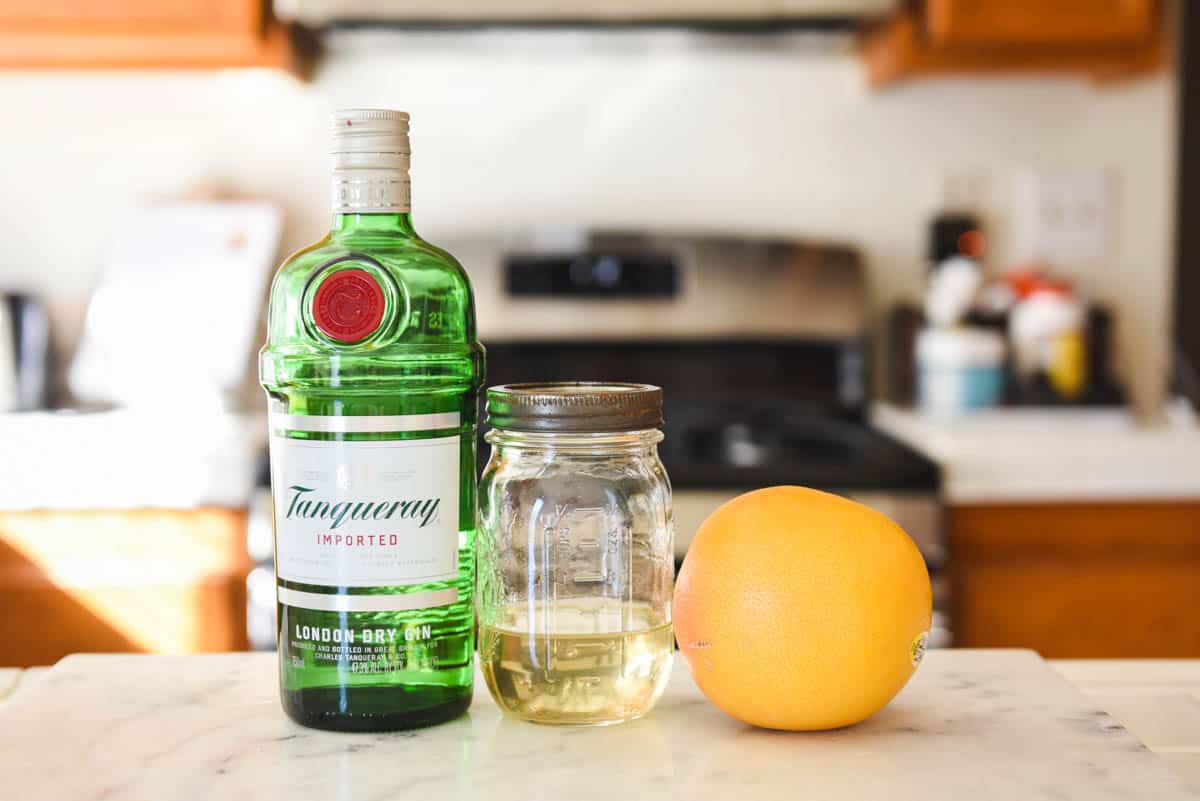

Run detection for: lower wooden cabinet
[[0, 507, 250, 667], [949, 502, 1200, 657]]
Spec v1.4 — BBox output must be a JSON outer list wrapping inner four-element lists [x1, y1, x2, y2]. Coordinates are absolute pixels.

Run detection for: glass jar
[[477, 382, 674, 725]]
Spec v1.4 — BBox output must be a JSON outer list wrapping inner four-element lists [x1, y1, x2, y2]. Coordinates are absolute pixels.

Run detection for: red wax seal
[[312, 269, 385, 342]]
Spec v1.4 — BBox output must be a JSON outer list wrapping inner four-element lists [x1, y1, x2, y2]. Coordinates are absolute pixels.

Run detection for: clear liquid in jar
[[479, 599, 673, 725]]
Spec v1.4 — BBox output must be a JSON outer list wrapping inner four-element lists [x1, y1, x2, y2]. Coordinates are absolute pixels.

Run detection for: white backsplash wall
[[0, 31, 1175, 414]]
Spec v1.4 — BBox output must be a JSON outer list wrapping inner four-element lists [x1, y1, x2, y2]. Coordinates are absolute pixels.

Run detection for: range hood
[[275, 0, 900, 28]]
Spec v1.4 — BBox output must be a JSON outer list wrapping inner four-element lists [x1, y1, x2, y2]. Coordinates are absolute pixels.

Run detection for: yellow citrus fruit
[[673, 486, 931, 730]]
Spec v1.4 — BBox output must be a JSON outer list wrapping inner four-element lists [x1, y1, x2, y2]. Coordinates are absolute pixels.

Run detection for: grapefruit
[[673, 486, 931, 730]]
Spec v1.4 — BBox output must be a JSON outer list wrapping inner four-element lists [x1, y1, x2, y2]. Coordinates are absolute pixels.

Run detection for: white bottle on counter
[[1009, 288, 1088, 400], [916, 327, 1006, 418]]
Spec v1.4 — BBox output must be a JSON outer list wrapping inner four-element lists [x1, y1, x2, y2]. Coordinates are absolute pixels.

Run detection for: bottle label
[[269, 418, 461, 591]]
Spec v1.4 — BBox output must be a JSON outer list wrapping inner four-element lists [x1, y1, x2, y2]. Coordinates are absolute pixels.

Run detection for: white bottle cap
[[330, 108, 411, 214], [916, 326, 1006, 368]]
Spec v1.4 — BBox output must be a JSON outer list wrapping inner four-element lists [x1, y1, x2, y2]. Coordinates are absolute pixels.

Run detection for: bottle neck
[[331, 211, 418, 237], [331, 164, 410, 216]]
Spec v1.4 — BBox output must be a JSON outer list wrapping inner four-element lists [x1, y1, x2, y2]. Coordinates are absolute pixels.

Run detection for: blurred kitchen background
[[1, 0, 1197, 664]]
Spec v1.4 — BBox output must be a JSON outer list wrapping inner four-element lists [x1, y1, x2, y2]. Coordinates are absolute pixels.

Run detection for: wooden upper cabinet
[[0, 0, 261, 37], [861, 0, 1166, 88], [926, 0, 1158, 47], [0, 0, 310, 75]]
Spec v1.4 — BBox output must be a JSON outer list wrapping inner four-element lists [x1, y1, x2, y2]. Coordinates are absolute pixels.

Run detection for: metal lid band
[[486, 382, 664, 433]]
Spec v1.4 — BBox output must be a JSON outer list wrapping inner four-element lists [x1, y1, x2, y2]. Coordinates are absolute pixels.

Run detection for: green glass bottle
[[259, 109, 484, 732]]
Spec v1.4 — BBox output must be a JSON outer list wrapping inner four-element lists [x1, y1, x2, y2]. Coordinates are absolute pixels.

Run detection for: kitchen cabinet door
[[949, 502, 1200, 658], [0, 0, 304, 73], [0, 0, 262, 38], [0, 507, 252, 666], [861, 5, 1165, 88], [926, 0, 1158, 46]]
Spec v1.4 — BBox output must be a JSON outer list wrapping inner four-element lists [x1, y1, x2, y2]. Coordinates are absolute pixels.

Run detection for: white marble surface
[[1054, 660, 1200, 791], [1054, 659, 1200, 693], [0, 668, 20, 701], [873, 403, 1200, 503], [0, 409, 262, 510], [1, 650, 1196, 800], [1053, 662, 1200, 747]]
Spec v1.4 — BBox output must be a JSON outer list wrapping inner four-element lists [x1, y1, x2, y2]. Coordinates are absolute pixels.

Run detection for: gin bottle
[[260, 109, 484, 731]]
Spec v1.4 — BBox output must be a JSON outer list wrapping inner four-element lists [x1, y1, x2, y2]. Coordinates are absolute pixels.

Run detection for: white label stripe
[[282, 570, 459, 585], [269, 411, 461, 433], [278, 586, 459, 612]]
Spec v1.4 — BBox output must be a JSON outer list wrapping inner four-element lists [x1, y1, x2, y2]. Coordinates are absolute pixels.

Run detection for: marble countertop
[[872, 403, 1200, 503], [1, 650, 1197, 800], [0, 409, 262, 510]]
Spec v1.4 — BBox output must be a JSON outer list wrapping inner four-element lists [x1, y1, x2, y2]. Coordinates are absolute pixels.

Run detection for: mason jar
[[477, 382, 674, 725]]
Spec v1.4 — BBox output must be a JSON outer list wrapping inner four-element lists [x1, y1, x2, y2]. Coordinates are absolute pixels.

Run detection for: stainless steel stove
[[478, 230, 949, 646]]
